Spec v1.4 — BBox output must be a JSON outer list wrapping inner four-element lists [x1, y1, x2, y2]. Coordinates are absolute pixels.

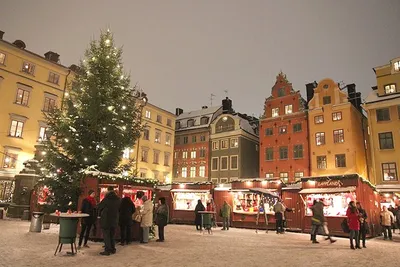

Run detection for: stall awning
[[249, 188, 279, 197], [376, 184, 400, 193], [299, 186, 356, 194], [171, 189, 210, 193]]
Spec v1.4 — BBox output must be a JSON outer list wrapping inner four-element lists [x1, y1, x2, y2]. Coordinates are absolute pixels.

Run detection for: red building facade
[[259, 72, 310, 183]]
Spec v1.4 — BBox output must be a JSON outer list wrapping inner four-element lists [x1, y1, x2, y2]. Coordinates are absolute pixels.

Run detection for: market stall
[[281, 183, 303, 232], [213, 184, 232, 227], [299, 175, 381, 237], [376, 184, 400, 209]]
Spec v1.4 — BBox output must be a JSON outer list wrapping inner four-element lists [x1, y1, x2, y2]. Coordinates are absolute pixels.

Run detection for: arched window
[[215, 116, 235, 133]]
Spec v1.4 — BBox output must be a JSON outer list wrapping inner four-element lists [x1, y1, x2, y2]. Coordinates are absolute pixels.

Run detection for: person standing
[[78, 190, 97, 249], [140, 195, 153, 243], [155, 197, 169, 242], [119, 195, 135, 246], [381, 206, 395, 240], [194, 200, 205, 231], [273, 200, 285, 234], [388, 205, 396, 233], [220, 200, 232, 231], [310, 200, 324, 244], [395, 206, 400, 233], [98, 186, 120, 256], [356, 202, 368, 248], [347, 201, 361, 250]]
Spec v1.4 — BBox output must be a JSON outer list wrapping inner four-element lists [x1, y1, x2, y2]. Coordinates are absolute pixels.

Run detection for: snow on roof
[[237, 115, 257, 135], [364, 90, 400, 104], [176, 106, 222, 131]]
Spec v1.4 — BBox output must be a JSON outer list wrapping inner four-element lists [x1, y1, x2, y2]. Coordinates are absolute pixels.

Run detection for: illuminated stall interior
[[172, 189, 210, 211], [122, 185, 153, 206], [99, 184, 119, 201], [231, 189, 279, 214]]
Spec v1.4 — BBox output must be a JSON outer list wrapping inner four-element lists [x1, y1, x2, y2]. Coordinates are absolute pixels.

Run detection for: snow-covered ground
[[0, 219, 399, 267]]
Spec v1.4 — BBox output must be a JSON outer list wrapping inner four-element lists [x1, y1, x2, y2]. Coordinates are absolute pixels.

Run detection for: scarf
[[86, 196, 96, 207]]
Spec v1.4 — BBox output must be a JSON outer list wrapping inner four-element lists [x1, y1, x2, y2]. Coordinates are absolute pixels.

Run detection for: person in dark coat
[[78, 190, 97, 248], [155, 197, 169, 242], [194, 200, 205, 230], [97, 186, 120, 256], [356, 202, 368, 248], [119, 196, 135, 246], [310, 200, 324, 244]]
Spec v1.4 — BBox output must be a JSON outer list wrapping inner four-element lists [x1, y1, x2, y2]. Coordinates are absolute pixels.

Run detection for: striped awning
[[299, 186, 356, 194]]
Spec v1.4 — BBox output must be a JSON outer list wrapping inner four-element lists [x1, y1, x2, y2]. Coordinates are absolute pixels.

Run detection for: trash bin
[[29, 212, 44, 233]]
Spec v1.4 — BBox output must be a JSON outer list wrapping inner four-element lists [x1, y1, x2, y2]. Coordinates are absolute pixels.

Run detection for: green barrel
[[203, 214, 212, 226], [59, 218, 79, 244]]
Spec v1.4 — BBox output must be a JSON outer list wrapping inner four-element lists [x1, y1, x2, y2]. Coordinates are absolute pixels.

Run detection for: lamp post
[[134, 92, 148, 176]]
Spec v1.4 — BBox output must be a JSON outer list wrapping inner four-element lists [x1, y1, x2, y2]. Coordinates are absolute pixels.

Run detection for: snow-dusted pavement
[[0, 219, 399, 267]]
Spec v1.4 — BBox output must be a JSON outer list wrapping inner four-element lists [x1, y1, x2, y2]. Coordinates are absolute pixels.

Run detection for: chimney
[[69, 64, 81, 73], [0, 31, 4, 40], [44, 51, 60, 63], [175, 108, 183, 116], [347, 83, 356, 105], [13, 40, 26, 49], [305, 81, 317, 103], [202, 106, 208, 109], [222, 97, 233, 113]]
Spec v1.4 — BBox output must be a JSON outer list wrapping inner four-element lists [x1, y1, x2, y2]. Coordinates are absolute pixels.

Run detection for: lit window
[[48, 72, 60, 84], [280, 172, 289, 183], [156, 114, 162, 123], [382, 163, 397, 181], [122, 148, 131, 159], [190, 167, 196, 178], [143, 128, 150, 140], [230, 156, 238, 169], [211, 157, 219, 171], [220, 157, 228, 170], [43, 97, 56, 112], [272, 108, 279, 117], [230, 138, 238, 148], [335, 154, 346, 167], [314, 115, 324, 124], [384, 84, 396, 94], [221, 139, 228, 149], [279, 126, 287, 134], [394, 61, 400, 72], [154, 131, 161, 143], [376, 108, 390, 122], [265, 173, 274, 179], [333, 129, 345, 143], [181, 167, 187, 178], [199, 166, 206, 177], [285, 105, 293, 114], [38, 126, 48, 141], [22, 62, 35, 75], [145, 110, 151, 119], [15, 88, 30, 106], [153, 150, 160, 164], [212, 141, 219, 150], [140, 171, 147, 178], [191, 151, 196, 159], [2, 153, 18, 169], [182, 151, 188, 159], [315, 132, 325, 146], [9, 120, 24, 137], [379, 132, 394, 149], [164, 153, 170, 166], [174, 151, 178, 159], [294, 172, 304, 181], [332, 112, 342, 121], [0, 52, 6, 65], [141, 150, 148, 162], [317, 156, 327, 169], [165, 133, 171, 146]]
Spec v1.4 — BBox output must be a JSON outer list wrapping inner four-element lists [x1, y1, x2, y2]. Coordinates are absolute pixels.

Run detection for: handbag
[[341, 218, 350, 233], [132, 210, 142, 222]]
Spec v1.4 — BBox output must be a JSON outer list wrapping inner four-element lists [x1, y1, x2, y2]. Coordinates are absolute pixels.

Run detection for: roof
[[282, 183, 302, 190], [235, 114, 258, 136], [364, 90, 400, 105], [376, 184, 400, 193], [299, 186, 356, 194], [146, 102, 176, 117], [176, 105, 222, 131], [249, 188, 280, 198]]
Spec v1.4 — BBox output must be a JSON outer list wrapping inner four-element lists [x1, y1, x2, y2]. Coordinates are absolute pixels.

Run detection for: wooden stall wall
[[154, 189, 173, 223], [281, 189, 303, 232], [213, 189, 233, 226]]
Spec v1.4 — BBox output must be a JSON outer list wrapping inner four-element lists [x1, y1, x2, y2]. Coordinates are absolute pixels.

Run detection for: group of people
[[78, 187, 169, 256], [194, 200, 232, 231]]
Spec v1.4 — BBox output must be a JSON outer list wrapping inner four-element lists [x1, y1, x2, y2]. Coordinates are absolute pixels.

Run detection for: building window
[[279, 146, 288, 160], [183, 136, 188, 144], [191, 151, 196, 159], [22, 62, 35, 75], [187, 119, 195, 127], [220, 157, 228, 170], [15, 88, 30, 106], [43, 97, 56, 112], [382, 163, 398, 181], [155, 130, 161, 143], [294, 172, 304, 181], [230, 156, 238, 170], [165, 133, 171, 146], [153, 171, 159, 180], [199, 149, 206, 158], [153, 150, 160, 164], [285, 105, 293, 115], [9, 120, 24, 137], [190, 167, 196, 178], [211, 157, 219, 171], [265, 128, 273, 136], [272, 108, 279, 117], [141, 150, 148, 162], [317, 156, 327, 169], [167, 119, 172, 127], [196, 166, 204, 177], [221, 139, 228, 149], [265, 147, 273, 161], [314, 115, 324, 124], [174, 151, 178, 159], [182, 151, 188, 159], [279, 126, 287, 134], [323, 96, 331, 105], [140, 171, 147, 178], [164, 153, 170, 166], [145, 110, 151, 119], [395, 61, 400, 72], [175, 137, 180, 145], [278, 88, 285, 97], [122, 148, 131, 159], [376, 108, 390, 122], [175, 121, 180, 129], [280, 172, 289, 183], [333, 129, 345, 143], [293, 145, 303, 159], [38, 126, 48, 141], [200, 135, 206, 142], [332, 112, 342, 121], [230, 138, 238, 148], [189, 136, 195, 143], [0, 52, 5, 65], [293, 123, 302, 133], [315, 132, 325, 146], [265, 173, 274, 179], [335, 154, 346, 167], [181, 167, 187, 178], [156, 114, 162, 123], [2, 152, 18, 169], [143, 128, 150, 140], [212, 141, 219, 150], [200, 117, 209, 125], [379, 132, 394, 149], [48, 72, 60, 85], [384, 84, 396, 94]]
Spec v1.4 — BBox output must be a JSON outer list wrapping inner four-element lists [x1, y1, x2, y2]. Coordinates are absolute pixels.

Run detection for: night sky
[[1, 0, 399, 116]]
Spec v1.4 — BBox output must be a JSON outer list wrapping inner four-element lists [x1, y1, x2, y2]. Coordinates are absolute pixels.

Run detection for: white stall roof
[[299, 186, 356, 194]]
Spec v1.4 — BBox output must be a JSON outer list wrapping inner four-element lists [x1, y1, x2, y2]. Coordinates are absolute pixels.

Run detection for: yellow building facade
[[127, 102, 176, 183], [363, 57, 400, 187], [308, 78, 370, 180], [0, 34, 72, 180]]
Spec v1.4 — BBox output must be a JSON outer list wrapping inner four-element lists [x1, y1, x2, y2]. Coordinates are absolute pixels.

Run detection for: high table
[[50, 213, 89, 256], [198, 211, 216, 235]]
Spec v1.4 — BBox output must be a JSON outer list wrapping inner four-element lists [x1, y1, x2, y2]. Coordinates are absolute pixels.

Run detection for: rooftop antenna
[[210, 93, 215, 106]]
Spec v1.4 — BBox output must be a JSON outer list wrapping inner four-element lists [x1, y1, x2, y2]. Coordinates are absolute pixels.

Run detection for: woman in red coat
[[346, 201, 361, 250]]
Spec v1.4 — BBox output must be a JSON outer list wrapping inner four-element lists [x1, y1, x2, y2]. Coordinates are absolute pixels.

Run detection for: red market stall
[[169, 183, 213, 224], [299, 174, 381, 237], [281, 183, 303, 232], [376, 184, 400, 209], [212, 184, 232, 226]]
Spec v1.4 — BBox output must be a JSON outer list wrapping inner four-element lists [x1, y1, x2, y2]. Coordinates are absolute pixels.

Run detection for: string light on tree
[[122, 106, 126, 110]]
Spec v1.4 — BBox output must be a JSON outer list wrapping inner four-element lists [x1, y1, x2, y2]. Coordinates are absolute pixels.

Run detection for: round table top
[[198, 211, 216, 214], [50, 212, 89, 218]]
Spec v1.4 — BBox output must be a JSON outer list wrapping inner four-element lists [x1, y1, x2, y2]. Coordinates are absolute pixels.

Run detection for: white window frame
[[190, 166, 196, 178], [220, 156, 229, 170], [199, 166, 206, 177], [220, 178, 229, 184], [384, 84, 396, 94], [190, 151, 196, 159], [230, 138, 238, 148], [154, 130, 161, 143], [265, 173, 274, 179], [141, 147, 149, 162], [0, 52, 6, 65], [122, 148, 131, 159], [212, 141, 219, 150], [165, 133, 171, 146], [394, 61, 400, 72], [153, 150, 160, 164], [211, 157, 219, 171], [164, 152, 170, 166], [48, 72, 60, 85], [15, 83, 32, 106], [285, 104, 293, 115], [43, 92, 57, 112], [272, 108, 279, 117], [9, 114, 27, 138], [145, 110, 151, 119], [22, 61, 35, 75], [230, 155, 238, 170], [182, 151, 188, 159], [221, 139, 228, 149], [2, 147, 20, 169], [181, 167, 187, 178]]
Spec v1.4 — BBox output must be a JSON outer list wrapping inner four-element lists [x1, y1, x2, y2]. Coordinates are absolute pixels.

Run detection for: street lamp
[[135, 91, 148, 176]]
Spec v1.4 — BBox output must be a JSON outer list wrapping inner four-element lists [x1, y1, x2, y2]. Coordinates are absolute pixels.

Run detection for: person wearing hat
[[78, 189, 97, 249], [140, 195, 153, 243]]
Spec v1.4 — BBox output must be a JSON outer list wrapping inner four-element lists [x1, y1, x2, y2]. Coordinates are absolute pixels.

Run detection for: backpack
[[341, 218, 350, 233]]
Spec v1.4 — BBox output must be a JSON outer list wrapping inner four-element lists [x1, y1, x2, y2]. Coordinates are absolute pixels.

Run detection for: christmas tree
[[40, 30, 144, 211]]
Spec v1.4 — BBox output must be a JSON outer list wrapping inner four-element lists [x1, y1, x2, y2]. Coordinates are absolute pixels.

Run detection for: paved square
[[0, 220, 398, 267]]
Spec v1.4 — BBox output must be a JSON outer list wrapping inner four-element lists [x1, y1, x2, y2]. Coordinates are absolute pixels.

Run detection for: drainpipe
[[61, 69, 71, 110], [361, 110, 371, 182]]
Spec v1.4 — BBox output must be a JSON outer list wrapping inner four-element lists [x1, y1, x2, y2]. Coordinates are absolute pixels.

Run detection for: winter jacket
[[119, 197, 136, 226], [346, 208, 360, 231], [97, 191, 120, 229], [273, 202, 285, 214], [396, 209, 400, 224], [140, 200, 153, 227], [220, 203, 232, 218], [155, 204, 169, 227], [311, 202, 325, 225], [194, 203, 205, 225], [80, 197, 96, 224], [358, 208, 368, 229], [381, 210, 395, 226]]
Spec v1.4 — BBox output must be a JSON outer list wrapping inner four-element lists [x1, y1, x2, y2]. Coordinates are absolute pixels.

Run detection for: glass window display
[[305, 192, 356, 216], [232, 191, 278, 214], [173, 191, 210, 210], [99, 184, 119, 201], [122, 186, 152, 205]]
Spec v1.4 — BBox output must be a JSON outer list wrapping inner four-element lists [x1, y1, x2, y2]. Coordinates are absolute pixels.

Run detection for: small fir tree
[[41, 30, 143, 211]]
